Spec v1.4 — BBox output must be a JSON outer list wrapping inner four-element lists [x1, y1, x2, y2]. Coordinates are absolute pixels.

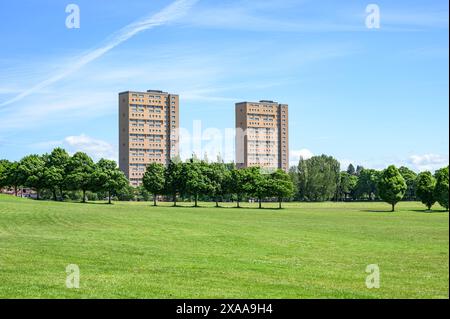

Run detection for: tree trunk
[[194, 194, 198, 207], [14, 185, 17, 196], [173, 194, 177, 207], [391, 203, 395, 212], [108, 191, 112, 204], [53, 189, 57, 201], [59, 186, 64, 201], [215, 198, 219, 208], [259, 198, 262, 209], [153, 193, 157, 206], [279, 197, 282, 209], [82, 189, 86, 203], [237, 197, 240, 208]]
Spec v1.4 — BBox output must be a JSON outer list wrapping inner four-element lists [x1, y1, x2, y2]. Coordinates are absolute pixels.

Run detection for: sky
[[0, 0, 448, 172]]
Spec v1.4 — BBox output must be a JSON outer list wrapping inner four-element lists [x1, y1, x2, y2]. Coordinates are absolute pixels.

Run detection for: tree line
[[1, 148, 448, 211], [0, 148, 128, 204], [0, 148, 295, 208], [288, 155, 449, 211], [143, 159, 294, 208]]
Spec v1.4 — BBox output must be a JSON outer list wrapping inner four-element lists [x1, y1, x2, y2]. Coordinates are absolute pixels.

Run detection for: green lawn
[[0, 194, 448, 299]]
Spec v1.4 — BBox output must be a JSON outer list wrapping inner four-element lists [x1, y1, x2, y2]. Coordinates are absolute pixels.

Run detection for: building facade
[[119, 90, 179, 186], [235, 100, 289, 172]]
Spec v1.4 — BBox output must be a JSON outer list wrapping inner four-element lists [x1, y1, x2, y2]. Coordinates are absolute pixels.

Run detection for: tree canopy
[[377, 165, 407, 212]]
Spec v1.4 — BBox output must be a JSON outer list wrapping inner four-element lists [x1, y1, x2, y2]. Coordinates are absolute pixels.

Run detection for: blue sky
[[0, 0, 448, 172]]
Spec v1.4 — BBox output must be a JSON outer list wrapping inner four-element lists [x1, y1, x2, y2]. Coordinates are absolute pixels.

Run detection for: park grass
[[0, 194, 448, 299]]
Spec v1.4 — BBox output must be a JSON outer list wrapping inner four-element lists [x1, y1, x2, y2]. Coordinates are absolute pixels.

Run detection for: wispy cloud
[[289, 149, 314, 167], [408, 153, 449, 172], [0, 0, 198, 108]]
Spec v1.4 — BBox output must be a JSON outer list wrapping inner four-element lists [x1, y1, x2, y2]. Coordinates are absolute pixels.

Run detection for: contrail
[[0, 0, 198, 108]]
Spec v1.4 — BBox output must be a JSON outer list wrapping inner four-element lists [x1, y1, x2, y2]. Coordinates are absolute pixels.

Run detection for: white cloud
[[32, 134, 117, 162], [64, 134, 117, 162], [408, 154, 449, 172], [289, 149, 314, 167]]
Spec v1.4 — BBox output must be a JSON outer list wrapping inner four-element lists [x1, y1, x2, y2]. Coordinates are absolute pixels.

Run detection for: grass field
[[0, 194, 448, 299]]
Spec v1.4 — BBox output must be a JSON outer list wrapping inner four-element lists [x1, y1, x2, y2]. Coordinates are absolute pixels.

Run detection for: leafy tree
[[117, 184, 136, 201], [2, 161, 22, 196], [207, 162, 230, 207], [249, 168, 268, 209], [434, 166, 449, 211], [347, 164, 356, 176], [288, 166, 300, 201], [46, 148, 70, 200], [164, 160, 184, 206], [297, 155, 340, 202], [66, 152, 95, 203], [18, 155, 46, 200], [338, 172, 358, 201], [297, 157, 308, 201], [355, 169, 379, 200], [415, 171, 436, 211], [0, 159, 10, 189], [143, 163, 166, 206], [93, 159, 129, 204], [377, 165, 407, 212], [229, 168, 245, 208], [399, 166, 417, 201], [183, 160, 212, 207], [268, 169, 294, 209], [43, 165, 64, 201], [356, 165, 364, 176]]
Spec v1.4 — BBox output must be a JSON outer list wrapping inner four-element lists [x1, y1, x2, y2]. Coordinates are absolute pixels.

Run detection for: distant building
[[235, 100, 289, 172], [119, 90, 179, 186]]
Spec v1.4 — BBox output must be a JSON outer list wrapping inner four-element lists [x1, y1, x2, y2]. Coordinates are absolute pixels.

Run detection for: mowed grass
[[0, 194, 448, 299]]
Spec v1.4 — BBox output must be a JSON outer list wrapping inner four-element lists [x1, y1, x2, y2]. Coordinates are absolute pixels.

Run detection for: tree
[[434, 166, 449, 211], [355, 169, 379, 200], [297, 155, 340, 202], [66, 152, 95, 203], [164, 160, 184, 207], [356, 165, 364, 176], [229, 168, 244, 208], [347, 164, 356, 176], [207, 162, 230, 207], [46, 148, 70, 200], [377, 165, 407, 212], [399, 166, 417, 201], [269, 169, 294, 209], [415, 171, 436, 211], [297, 157, 308, 201], [338, 172, 358, 201], [2, 161, 22, 196], [183, 160, 212, 207], [17, 155, 46, 200], [93, 159, 129, 204], [288, 166, 300, 201], [249, 168, 268, 209], [43, 165, 64, 201], [0, 159, 11, 189], [143, 163, 166, 206]]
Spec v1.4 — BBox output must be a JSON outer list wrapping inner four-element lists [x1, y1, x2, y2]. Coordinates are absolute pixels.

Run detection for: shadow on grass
[[156, 204, 282, 211], [361, 209, 449, 214], [410, 209, 449, 213], [360, 210, 394, 213]]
